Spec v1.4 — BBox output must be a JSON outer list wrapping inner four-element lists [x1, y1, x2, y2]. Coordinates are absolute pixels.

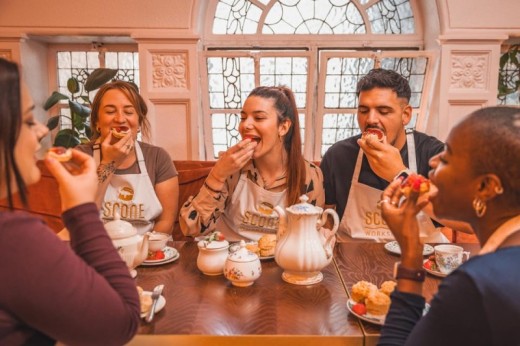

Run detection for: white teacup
[[434, 245, 470, 274]]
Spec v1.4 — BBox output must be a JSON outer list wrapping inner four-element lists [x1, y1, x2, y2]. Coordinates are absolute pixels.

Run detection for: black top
[[321, 130, 444, 219], [379, 246, 520, 346]]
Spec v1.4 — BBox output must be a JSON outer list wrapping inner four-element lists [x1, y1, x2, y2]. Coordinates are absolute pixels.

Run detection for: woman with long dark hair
[[0, 58, 139, 345], [180, 86, 324, 241]]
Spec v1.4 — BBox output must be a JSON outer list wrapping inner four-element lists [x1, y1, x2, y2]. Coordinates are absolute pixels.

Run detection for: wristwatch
[[393, 169, 413, 182], [393, 262, 425, 282]]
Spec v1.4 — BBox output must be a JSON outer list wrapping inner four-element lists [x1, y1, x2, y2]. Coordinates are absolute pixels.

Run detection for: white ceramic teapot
[[104, 213, 150, 277], [274, 195, 339, 285]]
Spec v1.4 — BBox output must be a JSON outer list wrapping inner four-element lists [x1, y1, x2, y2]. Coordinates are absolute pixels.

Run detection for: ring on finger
[[377, 198, 390, 208]]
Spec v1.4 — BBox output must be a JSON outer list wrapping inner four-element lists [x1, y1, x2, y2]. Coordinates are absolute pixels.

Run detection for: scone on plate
[[379, 280, 397, 296], [258, 234, 277, 257], [137, 286, 152, 314], [245, 242, 260, 256], [365, 291, 391, 316], [351, 280, 377, 303]]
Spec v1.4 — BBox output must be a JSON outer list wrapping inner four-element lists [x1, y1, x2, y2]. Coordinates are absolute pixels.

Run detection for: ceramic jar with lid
[[104, 213, 150, 277], [197, 235, 230, 275], [224, 240, 262, 287]]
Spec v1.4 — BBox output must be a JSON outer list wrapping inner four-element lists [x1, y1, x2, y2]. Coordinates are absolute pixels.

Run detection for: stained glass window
[[212, 0, 415, 35], [497, 46, 520, 106], [205, 0, 424, 159], [55, 49, 139, 131]]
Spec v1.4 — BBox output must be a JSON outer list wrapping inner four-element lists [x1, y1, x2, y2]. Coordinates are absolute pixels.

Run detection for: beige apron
[[217, 173, 286, 242], [95, 142, 163, 235], [338, 132, 447, 243]]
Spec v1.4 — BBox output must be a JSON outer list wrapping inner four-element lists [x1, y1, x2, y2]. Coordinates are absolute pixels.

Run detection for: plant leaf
[[44, 92, 69, 111], [46, 115, 60, 130], [68, 100, 91, 118], [54, 129, 81, 148], [67, 77, 80, 94], [84, 68, 118, 92], [84, 126, 93, 139]]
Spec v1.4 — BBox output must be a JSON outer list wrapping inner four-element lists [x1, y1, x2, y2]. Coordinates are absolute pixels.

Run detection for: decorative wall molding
[[152, 52, 188, 89], [0, 50, 11, 60], [450, 53, 488, 90]]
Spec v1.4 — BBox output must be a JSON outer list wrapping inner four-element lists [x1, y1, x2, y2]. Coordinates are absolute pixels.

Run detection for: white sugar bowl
[[224, 240, 262, 287], [197, 237, 230, 276]]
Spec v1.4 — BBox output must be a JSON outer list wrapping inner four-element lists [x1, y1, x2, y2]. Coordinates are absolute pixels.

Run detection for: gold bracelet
[[204, 180, 222, 194]]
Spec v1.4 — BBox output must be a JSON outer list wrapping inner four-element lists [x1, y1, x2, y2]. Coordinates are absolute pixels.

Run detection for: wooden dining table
[[129, 240, 364, 346], [334, 242, 481, 346], [127, 240, 480, 345]]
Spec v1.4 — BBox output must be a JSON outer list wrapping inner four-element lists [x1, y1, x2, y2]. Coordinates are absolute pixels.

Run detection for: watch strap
[[393, 169, 413, 182], [393, 262, 425, 282]]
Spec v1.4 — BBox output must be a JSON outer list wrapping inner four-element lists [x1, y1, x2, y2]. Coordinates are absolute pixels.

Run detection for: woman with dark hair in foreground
[[0, 58, 139, 345]]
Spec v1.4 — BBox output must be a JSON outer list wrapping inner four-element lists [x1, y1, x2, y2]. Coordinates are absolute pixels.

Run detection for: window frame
[[200, 0, 429, 160]]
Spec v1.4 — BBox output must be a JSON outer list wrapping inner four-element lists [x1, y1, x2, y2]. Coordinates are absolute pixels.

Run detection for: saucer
[[423, 259, 448, 278], [141, 246, 180, 266], [346, 299, 385, 325], [259, 255, 275, 261], [384, 241, 434, 256], [347, 299, 431, 326], [140, 291, 166, 318]]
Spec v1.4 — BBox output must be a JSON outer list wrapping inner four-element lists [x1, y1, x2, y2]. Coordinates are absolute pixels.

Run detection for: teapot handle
[[318, 209, 339, 257]]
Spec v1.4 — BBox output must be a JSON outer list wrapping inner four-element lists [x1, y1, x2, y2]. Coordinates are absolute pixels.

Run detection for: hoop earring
[[96, 127, 101, 133], [495, 186, 504, 194], [472, 197, 487, 218]]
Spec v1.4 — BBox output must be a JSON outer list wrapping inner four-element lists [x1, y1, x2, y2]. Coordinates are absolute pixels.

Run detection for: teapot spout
[[133, 232, 150, 268], [273, 205, 287, 239]]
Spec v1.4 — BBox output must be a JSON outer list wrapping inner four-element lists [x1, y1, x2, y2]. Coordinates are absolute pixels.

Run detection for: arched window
[[201, 0, 433, 160]]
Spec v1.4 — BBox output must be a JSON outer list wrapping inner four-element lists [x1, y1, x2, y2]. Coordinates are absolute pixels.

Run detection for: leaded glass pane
[[324, 57, 374, 108], [213, 0, 261, 34], [497, 47, 520, 106], [321, 112, 360, 155], [367, 0, 415, 34], [259, 57, 308, 108], [263, 0, 365, 34], [56, 50, 138, 106], [211, 113, 242, 158], [207, 57, 255, 109]]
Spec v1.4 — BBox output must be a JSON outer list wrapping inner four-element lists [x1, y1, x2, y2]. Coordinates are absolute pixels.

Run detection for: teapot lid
[[227, 240, 258, 262], [104, 212, 137, 239], [286, 195, 322, 215]]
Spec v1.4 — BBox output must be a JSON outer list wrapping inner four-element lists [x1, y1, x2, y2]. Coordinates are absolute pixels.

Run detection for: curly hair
[[356, 68, 411, 102]]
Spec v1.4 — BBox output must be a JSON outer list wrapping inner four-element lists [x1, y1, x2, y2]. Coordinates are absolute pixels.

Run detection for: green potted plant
[[44, 68, 118, 147]]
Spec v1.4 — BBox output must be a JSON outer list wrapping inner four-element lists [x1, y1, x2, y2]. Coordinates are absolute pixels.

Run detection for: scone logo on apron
[[239, 201, 279, 234], [102, 184, 145, 221]]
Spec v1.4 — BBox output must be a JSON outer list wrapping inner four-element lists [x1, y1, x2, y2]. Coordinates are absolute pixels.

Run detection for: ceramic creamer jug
[[274, 195, 339, 285], [104, 213, 150, 277]]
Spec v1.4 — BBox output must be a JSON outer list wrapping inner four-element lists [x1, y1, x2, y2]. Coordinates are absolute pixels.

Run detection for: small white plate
[[140, 291, 166, 318], [259, 255, 275, 261], [346, 299, 430, 326], [423, 259, 447, 278], [384, 241, 434, 256], [346, 299, 385, 325], [141, 246, 179, 266]]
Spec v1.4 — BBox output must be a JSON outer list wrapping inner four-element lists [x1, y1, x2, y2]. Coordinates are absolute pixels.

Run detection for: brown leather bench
[[0, 160, 216, 240]]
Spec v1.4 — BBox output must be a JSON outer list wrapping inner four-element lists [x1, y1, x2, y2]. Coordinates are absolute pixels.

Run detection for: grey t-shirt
[[76, 141, 177, 185]]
